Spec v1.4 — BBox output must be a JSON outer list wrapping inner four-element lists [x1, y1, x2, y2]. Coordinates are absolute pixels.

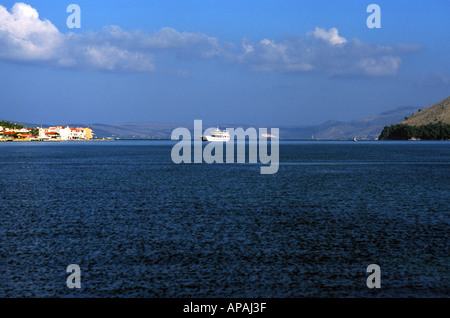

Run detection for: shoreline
[[1, 138, 449, 142], [0, 138, 115, 142]]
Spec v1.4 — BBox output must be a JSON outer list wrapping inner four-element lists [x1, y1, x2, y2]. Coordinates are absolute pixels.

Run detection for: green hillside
[[379, 96, 450, 140]]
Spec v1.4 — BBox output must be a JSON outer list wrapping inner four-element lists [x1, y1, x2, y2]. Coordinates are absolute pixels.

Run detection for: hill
[[86, 105, 418, 140], [379, 96, 450, 140], [88, 122, 187, 139], [86, 105, 419, 139], [399, 96, 450, 126], [0, 120, 25, 129], [2, 104, 421, 140], [279, 106, 418, 140]]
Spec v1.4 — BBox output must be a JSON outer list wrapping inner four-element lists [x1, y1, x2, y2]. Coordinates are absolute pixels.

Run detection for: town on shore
[[0, 124, 95, 141]]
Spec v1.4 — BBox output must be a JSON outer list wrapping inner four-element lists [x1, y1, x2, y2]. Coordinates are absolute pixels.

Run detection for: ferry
[[201, 128, 230, 142]]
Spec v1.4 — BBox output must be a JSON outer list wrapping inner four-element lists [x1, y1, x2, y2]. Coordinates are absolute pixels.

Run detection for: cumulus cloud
[[309, 27, 347, 45], [0, 3, 226, 72], [0, 3, 422, 77], [235, 37, 314, 73], [0, 3, 62, 61], [96, 25, 224, 60], [0, 3, 155, 71], [234, 27, 422, 77]]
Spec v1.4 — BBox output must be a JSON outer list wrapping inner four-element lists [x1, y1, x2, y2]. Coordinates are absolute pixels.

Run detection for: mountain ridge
[[398, 96, 450, 126], [378, 96, 450, 140], [3, 104, 423, 140], [89, 105, 420, 139]]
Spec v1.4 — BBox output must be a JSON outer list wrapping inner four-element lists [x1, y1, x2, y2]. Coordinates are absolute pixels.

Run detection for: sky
[[0, 0, 449, 126]]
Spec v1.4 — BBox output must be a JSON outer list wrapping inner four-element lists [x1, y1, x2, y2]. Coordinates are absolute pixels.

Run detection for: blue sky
[[0, 0, 449, 126]]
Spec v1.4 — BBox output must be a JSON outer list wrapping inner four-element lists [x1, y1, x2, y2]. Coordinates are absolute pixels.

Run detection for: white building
[[56, 127, 87, 140], [37, 126, 90, 140], [58, 127, 71, 140], [69, 127, 86, 139]]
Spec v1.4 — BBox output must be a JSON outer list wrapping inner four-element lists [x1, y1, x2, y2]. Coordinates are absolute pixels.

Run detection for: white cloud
[[242, 40, 255, 54], [97, 25, 221, 53], [0, 3, 422, 77], [0, 3, 62, 61], [357, 56, 401, 77], [82, 45, 155, 72], [310, 27, 347, 45], [235, 27, 421, 77], [0, 3, 154, 72]]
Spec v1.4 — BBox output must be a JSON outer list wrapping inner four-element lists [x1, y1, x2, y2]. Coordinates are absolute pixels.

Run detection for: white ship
[[201, 128, 230, 142]]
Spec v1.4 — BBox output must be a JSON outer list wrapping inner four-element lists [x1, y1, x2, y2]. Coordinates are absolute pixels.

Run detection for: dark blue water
[[0, 141, 448, 297]]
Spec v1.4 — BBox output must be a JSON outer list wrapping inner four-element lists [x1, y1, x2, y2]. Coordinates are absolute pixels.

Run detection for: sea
[[0, 140, 448, 298]]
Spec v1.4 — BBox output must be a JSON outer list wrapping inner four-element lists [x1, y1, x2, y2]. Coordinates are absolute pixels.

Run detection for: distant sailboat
[[353, 136, 357, 142]]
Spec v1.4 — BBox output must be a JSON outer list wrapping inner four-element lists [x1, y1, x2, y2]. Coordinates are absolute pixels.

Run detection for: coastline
[[0, 138, 114, 142]]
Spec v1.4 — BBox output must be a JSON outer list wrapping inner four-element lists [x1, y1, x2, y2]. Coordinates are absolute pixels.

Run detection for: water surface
[[0, 140, 448, 297]]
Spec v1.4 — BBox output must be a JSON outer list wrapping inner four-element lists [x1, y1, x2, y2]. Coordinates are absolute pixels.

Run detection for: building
[[69, 127, 86, 139], [29, 126, 94, 140], [37, 126, 93, 140], [17, 133, 36, 139], [82, 128, 93, 139], [58, 127, 71, 140], [45, 131, 60, 139]]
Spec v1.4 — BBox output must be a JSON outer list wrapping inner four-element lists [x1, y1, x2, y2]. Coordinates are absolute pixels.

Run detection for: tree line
[[0, 120, 24, 130], [378, 122, 450, 140]]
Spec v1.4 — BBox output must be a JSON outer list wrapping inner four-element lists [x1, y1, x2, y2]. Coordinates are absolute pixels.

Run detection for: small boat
[[201, 127, 230, 142], [353, 137, 357, 142]]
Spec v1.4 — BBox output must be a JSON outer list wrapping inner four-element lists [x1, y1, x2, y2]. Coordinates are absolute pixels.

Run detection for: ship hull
[[201, 136, 230, 142]]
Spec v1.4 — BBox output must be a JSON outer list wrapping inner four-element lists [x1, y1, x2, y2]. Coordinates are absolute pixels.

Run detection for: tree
[[0, 121, 24, 130], [31, 127, 40, 137], [378, 123, 450, 140]]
